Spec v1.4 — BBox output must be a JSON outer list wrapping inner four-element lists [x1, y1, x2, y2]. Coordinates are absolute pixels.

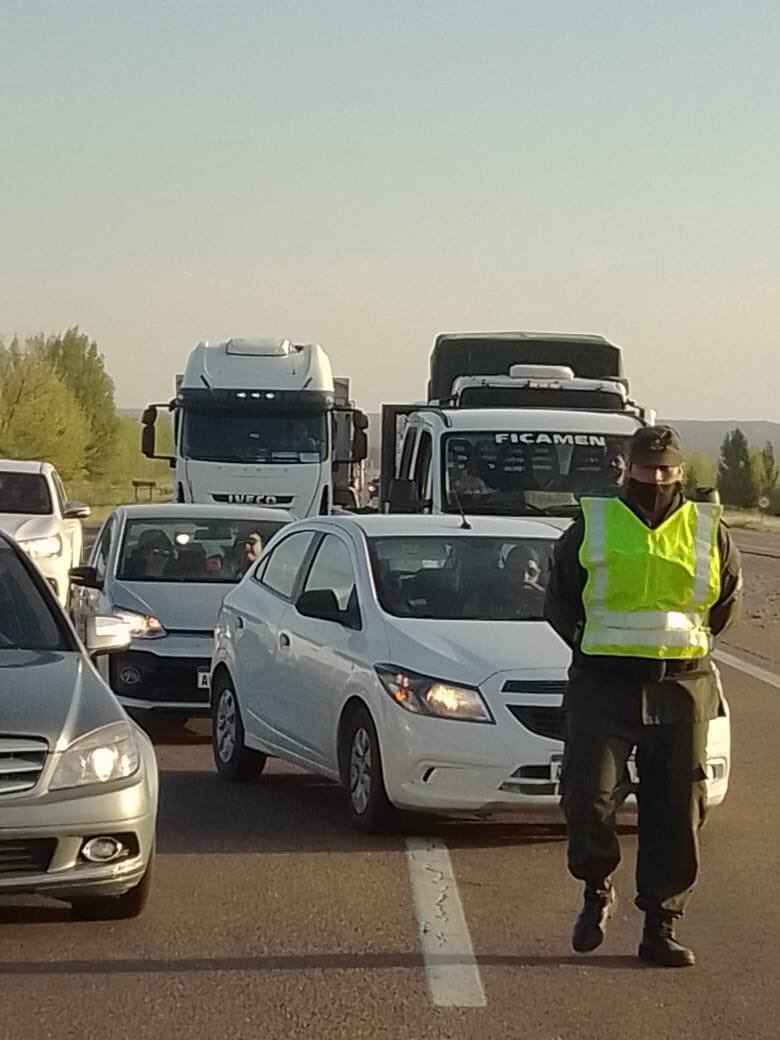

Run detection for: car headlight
[[375, 666, 493, 723], [114, 608, 166, 639], [49, 721, 140, 791], [19, 534, 63, 559]]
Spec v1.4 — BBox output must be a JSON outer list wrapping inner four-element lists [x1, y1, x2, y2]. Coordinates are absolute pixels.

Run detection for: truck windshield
[[443, 431, 632, 517], [0, 472, 52, 516], [182, 411, 327, 464]]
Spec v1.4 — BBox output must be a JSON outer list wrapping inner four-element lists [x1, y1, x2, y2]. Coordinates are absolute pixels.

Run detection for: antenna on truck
[[452, 491, 472, 531]]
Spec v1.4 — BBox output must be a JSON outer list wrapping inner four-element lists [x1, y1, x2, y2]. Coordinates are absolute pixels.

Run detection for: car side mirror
[[85, 615, 132, 656], [387, 478, 420, 513], [64, 501, 91, 520], [70, 565, 101, 590], [296, 588, 349, 626]]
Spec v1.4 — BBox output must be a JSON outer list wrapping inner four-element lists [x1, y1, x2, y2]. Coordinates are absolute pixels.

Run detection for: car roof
[[290, 513, 564, 540], [414, 409, 640, 434], [112, 503, 295, 522], [0, 458, 48, 474]]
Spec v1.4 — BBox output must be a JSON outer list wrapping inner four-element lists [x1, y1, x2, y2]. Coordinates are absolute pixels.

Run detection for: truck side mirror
[[352, 429, 368, 463], [387, 479, 420, 514], [694, 486, 721, 505], [141, 424, 156, 459], [141, 405, 158, 426], [353, 409, 369, 431]]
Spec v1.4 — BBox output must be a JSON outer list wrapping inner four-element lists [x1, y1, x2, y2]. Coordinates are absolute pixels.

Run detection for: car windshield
[[182, 410, 328, 464], [368, 535, 555, 621], [117, 517, 287, 583], [442, 431, 631, 517], [0, 545, 69, 650], [0, 472, 52, 515]]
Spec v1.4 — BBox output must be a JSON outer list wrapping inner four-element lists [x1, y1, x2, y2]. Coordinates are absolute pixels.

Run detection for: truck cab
[[142, 338, 367, 518], [389, 408, 641, 526]]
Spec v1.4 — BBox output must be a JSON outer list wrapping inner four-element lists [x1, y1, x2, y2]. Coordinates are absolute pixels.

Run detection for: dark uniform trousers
[[561, 705, 709, 918]]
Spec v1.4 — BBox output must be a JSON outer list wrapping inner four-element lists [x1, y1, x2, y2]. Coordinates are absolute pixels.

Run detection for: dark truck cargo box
[[428, 332, 625, 403]]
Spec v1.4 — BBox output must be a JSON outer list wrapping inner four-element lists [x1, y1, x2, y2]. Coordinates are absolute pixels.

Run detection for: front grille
[[0, 838, 56, 877], [0, 737, 48, 796], [506, 705, 565, 742], [501, 680, 568, 697], [110, 651, 211, 704]]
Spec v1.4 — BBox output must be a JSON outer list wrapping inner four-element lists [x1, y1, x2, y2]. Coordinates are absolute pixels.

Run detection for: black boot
[[572, 882, 616, 953], [638, 914, 695, 968]]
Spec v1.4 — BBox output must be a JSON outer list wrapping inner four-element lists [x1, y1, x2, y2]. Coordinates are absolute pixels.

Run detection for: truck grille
[[0, 838, 56, 877], [0, 737, 48, 796], [506, 705, 565, 742]]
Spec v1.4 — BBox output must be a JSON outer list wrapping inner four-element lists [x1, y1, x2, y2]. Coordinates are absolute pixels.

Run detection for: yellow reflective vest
[[578, 497, 722, 659]]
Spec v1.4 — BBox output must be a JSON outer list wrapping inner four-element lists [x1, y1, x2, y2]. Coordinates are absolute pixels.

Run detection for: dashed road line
[[405, 837, 486, 1008], [714, 649, 780, 691]]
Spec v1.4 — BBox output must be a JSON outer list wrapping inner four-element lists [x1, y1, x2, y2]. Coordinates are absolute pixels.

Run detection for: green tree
[[758, 441, 779, 498], [30, 327, 119, 477], [0, 344, 90, 479], [717, 427, 758, 508], [683, 452, 716, 498]]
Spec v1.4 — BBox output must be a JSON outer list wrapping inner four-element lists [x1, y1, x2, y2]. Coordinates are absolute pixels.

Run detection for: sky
[[1, 1, 778, 420]]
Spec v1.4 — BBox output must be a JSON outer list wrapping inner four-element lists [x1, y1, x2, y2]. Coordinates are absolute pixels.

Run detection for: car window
[[0, 545, 71, 651], [92, 518, 115, 583], [398, 427, 418, 479], [302, 534, 357, 611], [258, 531, 316, 600], [51, 473, 68, 514], [367, 535, 555, 621], [0, 472, 52, 515]]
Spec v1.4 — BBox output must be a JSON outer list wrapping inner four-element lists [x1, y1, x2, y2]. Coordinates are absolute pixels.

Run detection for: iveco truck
[[141, 338, 367, 517], [380, 331, 654, 525]]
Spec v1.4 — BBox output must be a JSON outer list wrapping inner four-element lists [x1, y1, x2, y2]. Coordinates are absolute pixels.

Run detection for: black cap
[[629, 425, 684, 467]]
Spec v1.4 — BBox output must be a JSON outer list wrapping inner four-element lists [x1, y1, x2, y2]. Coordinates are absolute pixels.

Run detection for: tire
[[211, 674, 267, 782], [71, 850, 154, 921], [340, 705, 395, 833]]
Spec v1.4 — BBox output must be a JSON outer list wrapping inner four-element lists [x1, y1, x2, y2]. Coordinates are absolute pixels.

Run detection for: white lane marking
[[714, 649, 780, 690], [405, 837, 486, 1008]]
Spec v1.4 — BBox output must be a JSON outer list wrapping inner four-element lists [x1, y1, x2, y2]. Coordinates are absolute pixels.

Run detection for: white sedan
[[210, 514, 731, 831], [0, 459, 90, 606]]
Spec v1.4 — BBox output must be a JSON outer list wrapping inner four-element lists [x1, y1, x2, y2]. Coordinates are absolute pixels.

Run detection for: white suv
[[0, 460, 90, 605]]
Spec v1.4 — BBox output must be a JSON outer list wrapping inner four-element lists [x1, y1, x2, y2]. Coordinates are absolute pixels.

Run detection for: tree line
[[0, 328, 171, 500], [685, 428, 779, 511]]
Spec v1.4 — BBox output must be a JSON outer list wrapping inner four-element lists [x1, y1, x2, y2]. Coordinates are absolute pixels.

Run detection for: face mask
[[626, 479, 681, 521]]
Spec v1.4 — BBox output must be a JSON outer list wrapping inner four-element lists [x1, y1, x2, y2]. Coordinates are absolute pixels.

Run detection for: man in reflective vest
[[544, 426, 742, 967]]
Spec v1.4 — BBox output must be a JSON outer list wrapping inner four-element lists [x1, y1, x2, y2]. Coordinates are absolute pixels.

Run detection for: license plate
[[197, 669, 210, 690]]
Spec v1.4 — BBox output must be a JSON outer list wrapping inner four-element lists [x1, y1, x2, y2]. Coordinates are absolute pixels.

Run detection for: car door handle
[[279, 633, 291, 649]]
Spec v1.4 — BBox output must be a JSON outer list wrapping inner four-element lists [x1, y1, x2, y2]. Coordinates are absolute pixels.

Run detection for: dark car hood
[[0, 650, 125, 748]]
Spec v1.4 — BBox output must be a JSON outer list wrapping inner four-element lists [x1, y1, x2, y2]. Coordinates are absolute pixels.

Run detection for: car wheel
[[71, 850, 154, 921], [341, 705, 395, 833], [211, 674, 267, 782]]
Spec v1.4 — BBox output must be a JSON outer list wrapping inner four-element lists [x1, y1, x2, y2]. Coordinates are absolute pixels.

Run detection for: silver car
[[70, 504, 292, 717], [0, 531, 158, 919]]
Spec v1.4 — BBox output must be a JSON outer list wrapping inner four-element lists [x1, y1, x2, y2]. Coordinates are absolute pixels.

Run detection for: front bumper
[[375, 695, 730, 813], [109, 634, 213, 714], [0, 730, 158, 901]]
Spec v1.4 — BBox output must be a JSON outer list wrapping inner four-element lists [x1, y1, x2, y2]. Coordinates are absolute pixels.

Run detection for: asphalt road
[[1, 651, 778, 1040]]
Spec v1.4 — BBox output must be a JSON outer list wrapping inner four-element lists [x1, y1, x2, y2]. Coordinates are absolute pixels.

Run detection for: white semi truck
[[380, 331, 655, 524], [141, 338, 367, 517]]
